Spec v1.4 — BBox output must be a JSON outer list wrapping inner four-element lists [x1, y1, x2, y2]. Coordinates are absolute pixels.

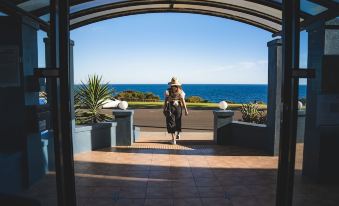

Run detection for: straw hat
[[168, 77, 182, 87]]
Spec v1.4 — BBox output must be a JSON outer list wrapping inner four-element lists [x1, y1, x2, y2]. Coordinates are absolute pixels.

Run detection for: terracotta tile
[[119, 186, 147, 199], [248, 185, 276, 196], [171, 178, 196, 187], [78, 197, 114, 206], [147, 180, 172, 188], [144, 198, 173, 206], [114, 198, 145, 206], [173, 198, 203, 206], [255, 195, 276, 206], [172, 186, 199, 198], [197, 186, 225, 198], [225, 185, 252, 197], [147, 187, 173, 198], [21, 142, 338, 205], [231, 196, 259, 206], [195, 177, 220, 187], [201, 198, 233, 206]]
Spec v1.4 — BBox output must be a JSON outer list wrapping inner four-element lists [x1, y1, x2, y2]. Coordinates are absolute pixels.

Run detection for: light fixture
[[298, 101, 303, 110], [219, 101, 228, 110], [118, 101, 128, 110]]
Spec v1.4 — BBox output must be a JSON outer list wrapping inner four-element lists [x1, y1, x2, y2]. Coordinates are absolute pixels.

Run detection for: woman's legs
[[165, 103, 182, 144], [175, 106, 182, 140], [171, 133, 176, 144]]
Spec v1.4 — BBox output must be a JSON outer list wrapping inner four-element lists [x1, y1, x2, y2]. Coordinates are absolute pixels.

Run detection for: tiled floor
[[22, 133, 339, 206]]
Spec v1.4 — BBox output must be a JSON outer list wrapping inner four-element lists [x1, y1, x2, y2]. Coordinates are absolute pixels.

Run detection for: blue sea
[[107, 84, 307, 104]]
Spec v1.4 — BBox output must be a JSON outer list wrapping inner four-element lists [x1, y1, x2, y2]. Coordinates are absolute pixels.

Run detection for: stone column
[[112, 110, 134, 146], [266, 39, 283, 155], [213, 110, 234, 144], [303, 19, 339, 183]]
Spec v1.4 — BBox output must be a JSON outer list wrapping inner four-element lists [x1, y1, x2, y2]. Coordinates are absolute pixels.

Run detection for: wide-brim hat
[[168, 77, 182, 86]]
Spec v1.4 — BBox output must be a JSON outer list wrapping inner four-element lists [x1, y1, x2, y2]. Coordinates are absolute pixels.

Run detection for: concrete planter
[[73, 122, 117, 154], [230, 121, 269, 152]]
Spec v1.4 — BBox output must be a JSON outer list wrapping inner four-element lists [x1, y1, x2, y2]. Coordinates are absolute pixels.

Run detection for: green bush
[[185, 96, 208, 103], [115, 90, 160, 102], [254, 100, 266, 105], [240, 103, 267, 124], [225, 100, 235, 104]]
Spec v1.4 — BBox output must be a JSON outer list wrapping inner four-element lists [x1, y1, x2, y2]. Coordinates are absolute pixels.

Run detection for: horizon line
[[74, 83, 307, 85]]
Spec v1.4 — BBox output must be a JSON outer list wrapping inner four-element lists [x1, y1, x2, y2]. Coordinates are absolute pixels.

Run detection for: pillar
[[0, 16, 41, 191], [213, 110, 234, 144], [112, 110, 134, 146], [303, 18, 339, 183], [266, 38, 283, 155], [43, 38, 74, 170]]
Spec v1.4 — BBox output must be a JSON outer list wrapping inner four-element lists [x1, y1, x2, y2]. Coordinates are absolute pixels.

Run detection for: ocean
[[107, 84, 307, 104]]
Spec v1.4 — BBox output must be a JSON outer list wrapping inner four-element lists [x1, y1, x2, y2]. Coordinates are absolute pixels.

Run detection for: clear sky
[[38, 13, 308, 84]]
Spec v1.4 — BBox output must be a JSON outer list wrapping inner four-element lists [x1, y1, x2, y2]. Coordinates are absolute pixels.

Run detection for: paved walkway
[[23, 133, 339, 206]]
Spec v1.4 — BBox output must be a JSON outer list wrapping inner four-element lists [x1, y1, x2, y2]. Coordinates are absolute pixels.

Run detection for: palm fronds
[[75, 75, 113, 124]]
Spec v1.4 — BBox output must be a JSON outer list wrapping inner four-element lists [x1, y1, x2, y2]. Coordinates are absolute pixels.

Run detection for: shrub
[[225, 100, 235, 104], [254, 100, 266, 105], [75, 75, 113, 124], [240, 103, 267, 124], [115, 90, 160, 102], [185, 96, 208, 103]]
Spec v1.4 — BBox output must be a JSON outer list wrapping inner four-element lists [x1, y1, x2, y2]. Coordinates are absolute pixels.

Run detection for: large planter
[[230, 121, 269, 152], [73, 122, 117, 154]]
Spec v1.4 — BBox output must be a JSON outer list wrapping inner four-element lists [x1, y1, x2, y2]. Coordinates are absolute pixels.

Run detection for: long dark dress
[[164, 89, 184, 134]]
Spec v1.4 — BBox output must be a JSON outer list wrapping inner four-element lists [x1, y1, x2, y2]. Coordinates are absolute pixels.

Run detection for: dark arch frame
[[70, 8, 280, 33], [69, 0, 284, 32]]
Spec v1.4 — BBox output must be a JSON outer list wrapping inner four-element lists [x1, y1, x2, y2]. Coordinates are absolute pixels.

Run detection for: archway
[[1, 1, 338, 206]]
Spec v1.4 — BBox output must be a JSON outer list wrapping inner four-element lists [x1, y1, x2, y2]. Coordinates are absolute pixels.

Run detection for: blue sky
[[38, 13, 308, 84]]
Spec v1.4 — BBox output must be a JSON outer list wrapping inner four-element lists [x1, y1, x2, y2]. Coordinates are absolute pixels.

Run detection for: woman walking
[[163, 77, 189, 144]]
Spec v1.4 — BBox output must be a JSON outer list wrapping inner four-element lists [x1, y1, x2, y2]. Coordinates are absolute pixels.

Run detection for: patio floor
[[23, 132, 339, 206]]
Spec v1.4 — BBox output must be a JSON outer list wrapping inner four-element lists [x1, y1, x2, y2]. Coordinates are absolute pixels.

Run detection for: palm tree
[[75, 74, 113, 124]]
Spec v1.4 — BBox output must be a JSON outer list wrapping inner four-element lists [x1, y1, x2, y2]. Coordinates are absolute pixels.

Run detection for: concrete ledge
[[73, 122, 117, 154], [112, 109, 134, 117], [75, 122, 116, 132], [213, 110, 234, 117]]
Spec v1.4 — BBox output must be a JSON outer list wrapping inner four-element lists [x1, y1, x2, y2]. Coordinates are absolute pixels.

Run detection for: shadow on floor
[[21, 144, 339, 206]]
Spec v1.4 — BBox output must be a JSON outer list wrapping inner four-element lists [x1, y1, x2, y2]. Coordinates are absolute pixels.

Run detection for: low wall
[[231, 121, 269, 152], [73, 122, 117, 154], [216, 110, 306, 155]]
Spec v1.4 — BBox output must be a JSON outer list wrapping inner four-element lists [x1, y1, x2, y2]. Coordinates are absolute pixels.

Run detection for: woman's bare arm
[[181, 97, 188, 115], [163, 97, 167, 110]]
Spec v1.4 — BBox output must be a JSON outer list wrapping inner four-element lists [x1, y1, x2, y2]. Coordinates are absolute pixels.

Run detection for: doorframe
[[276, 0, 300, 206], [49, 0, 303, 205], [48, 0, 77, 205]]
